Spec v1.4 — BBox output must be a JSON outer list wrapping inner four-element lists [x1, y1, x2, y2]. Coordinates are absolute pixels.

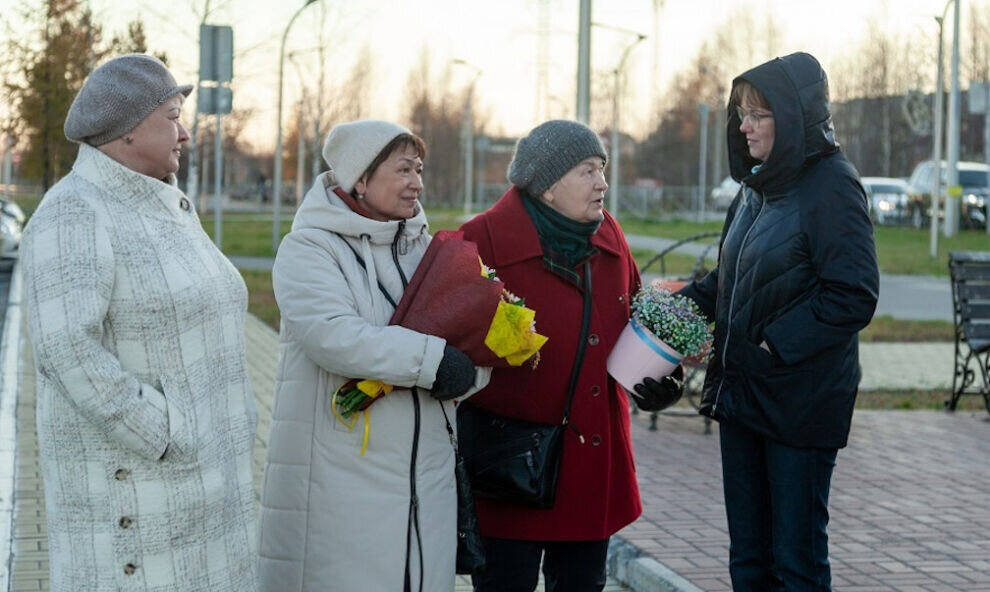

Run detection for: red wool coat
[[458, 187, 643, 541]]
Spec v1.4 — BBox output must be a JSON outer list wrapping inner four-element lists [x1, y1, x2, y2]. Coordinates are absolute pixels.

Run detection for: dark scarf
[[520, 192, 601, 285]]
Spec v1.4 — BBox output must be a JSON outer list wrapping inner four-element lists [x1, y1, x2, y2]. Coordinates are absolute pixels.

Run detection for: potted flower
[[607, 285, 712, 393]]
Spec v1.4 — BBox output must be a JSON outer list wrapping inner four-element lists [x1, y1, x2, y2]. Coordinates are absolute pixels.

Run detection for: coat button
[[119, 516, 133, 529], [588, 334, 599, 346], [591, 434, 602, 446], [114, 469, 130, 481], [590, 385, 601, 397], [618, 295, 625, 302], [123, 563, 138, 575], [179, 197, 190, 211]]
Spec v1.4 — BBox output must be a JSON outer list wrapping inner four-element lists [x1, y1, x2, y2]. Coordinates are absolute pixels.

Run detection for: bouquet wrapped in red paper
[[331, 230, 547, 453], [389, 230, 548, 367]]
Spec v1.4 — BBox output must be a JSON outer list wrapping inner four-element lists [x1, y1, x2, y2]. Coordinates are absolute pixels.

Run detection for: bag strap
[[341, 238, 399, 308], [561, 260, 593, 438]]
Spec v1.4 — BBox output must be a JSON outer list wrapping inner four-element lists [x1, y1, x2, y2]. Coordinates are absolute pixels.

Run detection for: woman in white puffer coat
[[258, 120, 491, 592]]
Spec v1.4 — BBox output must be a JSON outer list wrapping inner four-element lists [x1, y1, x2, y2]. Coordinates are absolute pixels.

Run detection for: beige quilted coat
[[21, 144, 258, 592]]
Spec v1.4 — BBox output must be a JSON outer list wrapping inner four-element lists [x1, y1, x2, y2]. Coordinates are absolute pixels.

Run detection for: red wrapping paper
[[389, 230, 509, 367]]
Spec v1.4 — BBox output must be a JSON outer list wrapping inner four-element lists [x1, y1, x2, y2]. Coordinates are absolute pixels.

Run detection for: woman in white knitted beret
[[258, 119, 491, 592], [20, 54, 258, 591]]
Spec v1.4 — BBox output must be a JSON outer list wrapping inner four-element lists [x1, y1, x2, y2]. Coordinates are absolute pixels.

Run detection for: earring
[[124, 136, 134, 145], [357, 193, 364, 200]]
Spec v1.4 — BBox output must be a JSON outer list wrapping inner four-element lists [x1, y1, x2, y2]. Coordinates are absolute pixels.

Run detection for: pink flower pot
[[607, 318, 683, 393]]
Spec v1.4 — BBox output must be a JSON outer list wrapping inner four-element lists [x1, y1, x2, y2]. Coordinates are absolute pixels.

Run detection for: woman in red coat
[[458, 120, 682, 592]]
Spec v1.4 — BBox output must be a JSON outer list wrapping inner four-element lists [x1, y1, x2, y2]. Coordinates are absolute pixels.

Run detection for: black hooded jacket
[[679, 53, 879, 449]]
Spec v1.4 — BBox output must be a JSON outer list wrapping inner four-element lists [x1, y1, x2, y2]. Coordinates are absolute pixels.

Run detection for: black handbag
[[441, 406, 486, 575], [457, 261, 593, 509]]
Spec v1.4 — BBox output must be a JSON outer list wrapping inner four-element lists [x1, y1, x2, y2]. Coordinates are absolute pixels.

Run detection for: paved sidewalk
[[624, 409, 990, 591]]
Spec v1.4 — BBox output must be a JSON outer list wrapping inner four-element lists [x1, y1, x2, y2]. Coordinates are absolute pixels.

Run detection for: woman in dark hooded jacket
[[678, 53, 879, 590]]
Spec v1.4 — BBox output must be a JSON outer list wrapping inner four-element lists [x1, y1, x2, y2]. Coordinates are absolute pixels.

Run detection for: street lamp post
[[452, 59, 482, 215], [930, 2, 952, 258], [609, 34, 646, 219], [287, 52, 310, 206], [273, 0, 319, 254], [945, 0, 963, 237], [576, 0, 591, 123], [700, 65, 726, 195], [697, 103, 709, 222]]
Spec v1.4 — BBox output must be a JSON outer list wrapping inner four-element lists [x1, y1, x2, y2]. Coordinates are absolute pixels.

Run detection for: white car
[[0, 199, 24, 258], [861, 177, 910, 225], [710, 176, 741, 210]]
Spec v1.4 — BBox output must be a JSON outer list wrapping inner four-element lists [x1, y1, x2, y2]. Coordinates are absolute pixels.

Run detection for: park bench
[[635, 231, 721, 434], [948, 251, 990, 413]]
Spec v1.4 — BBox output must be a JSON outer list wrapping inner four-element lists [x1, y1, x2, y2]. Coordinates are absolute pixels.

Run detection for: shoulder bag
[[456, 261, 593, 509]]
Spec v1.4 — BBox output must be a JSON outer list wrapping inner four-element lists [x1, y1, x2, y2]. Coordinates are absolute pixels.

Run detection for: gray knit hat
[[322, 119, 413, 193], [64, 54, 194, 146], [507, 119, 607, 197]]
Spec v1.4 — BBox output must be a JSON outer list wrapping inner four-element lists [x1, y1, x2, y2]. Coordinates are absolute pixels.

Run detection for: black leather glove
[[631, 365, 684, 412], [431, 345, 476, 401]]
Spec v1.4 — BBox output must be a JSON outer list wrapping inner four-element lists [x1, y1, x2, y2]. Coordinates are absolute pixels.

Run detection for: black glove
[[431, 345, 476, 401], [631, 365, 684, 412]]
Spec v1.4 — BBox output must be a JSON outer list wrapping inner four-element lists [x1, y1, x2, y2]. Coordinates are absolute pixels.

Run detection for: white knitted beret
[[322, 120, 412, 193], [64, 54, 193, 146]]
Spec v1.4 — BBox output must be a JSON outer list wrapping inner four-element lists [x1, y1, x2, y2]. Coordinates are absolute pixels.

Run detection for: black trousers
[[471, 536, 609, 592]]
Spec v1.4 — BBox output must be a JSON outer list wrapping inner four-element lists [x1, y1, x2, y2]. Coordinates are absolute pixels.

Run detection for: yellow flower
[[485, 301, 549, 366], [356, 380, 392, 398]]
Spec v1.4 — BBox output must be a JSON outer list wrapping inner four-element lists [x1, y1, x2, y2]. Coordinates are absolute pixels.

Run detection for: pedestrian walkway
[[624, 409, 990, 591], [5, 300, 988, 591]]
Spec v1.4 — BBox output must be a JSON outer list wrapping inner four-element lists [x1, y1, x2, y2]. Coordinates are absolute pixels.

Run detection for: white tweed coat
[[21, 144, 258, 592], [258, 174, 489, 592]]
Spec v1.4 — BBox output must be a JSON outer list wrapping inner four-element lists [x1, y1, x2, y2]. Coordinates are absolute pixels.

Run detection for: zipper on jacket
[[711, 186, 766, 415], [393, 219, 408, 258], [403, 387, 424, 592], [392, 225, 423, 592]]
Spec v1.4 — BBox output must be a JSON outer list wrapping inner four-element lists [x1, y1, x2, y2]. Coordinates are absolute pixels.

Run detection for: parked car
[[861, 176, 910, 225], [710, 176, 741, 210], [906, 160, 990, 229], [0, 198, 24, 258]]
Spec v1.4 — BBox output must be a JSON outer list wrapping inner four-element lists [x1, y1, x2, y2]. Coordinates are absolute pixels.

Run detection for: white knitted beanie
[[322, 120, 412, 193]]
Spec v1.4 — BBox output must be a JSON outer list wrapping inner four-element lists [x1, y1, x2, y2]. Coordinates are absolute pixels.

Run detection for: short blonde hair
[[730, 80, 771, 111]]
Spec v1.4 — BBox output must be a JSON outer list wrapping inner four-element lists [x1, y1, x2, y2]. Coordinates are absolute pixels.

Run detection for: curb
[[0, 262, 22, 592], [607, 536, 704, 592]]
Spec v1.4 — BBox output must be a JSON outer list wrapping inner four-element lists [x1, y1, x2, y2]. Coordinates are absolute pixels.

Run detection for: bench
[[948, 251, 990, 413]]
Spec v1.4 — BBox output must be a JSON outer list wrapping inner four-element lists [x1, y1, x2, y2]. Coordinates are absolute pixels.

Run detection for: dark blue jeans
[[719, 421, 838, 592], [471, 537, 609, 592]]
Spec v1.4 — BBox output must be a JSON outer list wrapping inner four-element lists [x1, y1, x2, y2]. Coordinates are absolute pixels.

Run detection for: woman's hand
[[430, 345, 477, 401], [631, 366, 684, 412]]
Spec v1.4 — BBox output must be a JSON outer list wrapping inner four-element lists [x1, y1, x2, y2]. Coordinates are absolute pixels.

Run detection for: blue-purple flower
[[631, 285, 712, 358]]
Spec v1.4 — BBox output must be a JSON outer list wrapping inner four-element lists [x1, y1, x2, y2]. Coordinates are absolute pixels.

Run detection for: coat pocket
[[158, 376, 199, 463]]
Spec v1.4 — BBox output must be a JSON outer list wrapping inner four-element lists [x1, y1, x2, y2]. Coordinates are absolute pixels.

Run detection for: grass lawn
[[241, 269, 280, 330], [872, 225, 990, 277], [855, 390, 986, 411], [859, 315, 953, 342]]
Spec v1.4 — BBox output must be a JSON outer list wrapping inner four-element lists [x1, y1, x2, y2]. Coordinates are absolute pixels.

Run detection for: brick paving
[[623, 408, 990, 591], [6, 309, 988, 591]]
